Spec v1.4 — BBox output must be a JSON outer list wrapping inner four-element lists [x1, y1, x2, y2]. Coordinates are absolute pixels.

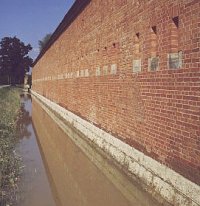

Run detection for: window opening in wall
[[170, 16, 179, 53], [168, 16, 182, 69], [134, 32, 140, 55], [148, 26, 159, 71], [150, 26, 157, 56], [152, 26, 157, 34], [172, 16, 179, 28], [133, 32, 142, 73]]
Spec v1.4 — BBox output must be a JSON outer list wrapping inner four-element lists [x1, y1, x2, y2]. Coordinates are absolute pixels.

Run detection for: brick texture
[[32, 0, 200, 185]]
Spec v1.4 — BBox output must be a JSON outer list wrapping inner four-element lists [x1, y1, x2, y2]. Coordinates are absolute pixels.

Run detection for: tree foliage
[[0, 36, 33, 85], [38, 33, 52, 52]]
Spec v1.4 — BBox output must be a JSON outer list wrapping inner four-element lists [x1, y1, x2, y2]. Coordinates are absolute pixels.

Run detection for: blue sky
[[0, 0, 74, 60]]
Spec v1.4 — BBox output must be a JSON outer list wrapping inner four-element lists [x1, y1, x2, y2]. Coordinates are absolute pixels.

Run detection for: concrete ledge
[[31, 90, 200, 206]]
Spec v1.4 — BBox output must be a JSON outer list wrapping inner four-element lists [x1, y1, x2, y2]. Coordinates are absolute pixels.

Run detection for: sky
[[0, 0, 75, 60]]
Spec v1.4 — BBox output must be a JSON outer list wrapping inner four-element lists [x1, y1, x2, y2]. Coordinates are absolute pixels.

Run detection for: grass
[[0, 86, 22, 205]]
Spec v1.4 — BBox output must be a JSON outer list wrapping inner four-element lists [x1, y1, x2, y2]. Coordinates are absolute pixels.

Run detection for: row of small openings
[[133, 16, 181, 72], [76, 16, 180, 68], [99, 43, 117, 52], [77, 16, 178, 60], [76, 43, 118, 60]]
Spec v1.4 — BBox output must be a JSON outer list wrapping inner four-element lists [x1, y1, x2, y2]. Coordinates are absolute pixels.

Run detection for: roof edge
[[32, 0, 91, 67]]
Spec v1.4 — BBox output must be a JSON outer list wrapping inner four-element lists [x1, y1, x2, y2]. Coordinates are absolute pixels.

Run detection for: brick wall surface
[[32, 0, 200, 186]]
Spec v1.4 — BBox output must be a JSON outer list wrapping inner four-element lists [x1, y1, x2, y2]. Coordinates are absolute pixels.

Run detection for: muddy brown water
[[16, 92, 162, 206]]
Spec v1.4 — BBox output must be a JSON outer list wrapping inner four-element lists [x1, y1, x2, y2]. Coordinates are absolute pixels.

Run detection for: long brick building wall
[[32, 0, 200, 205]]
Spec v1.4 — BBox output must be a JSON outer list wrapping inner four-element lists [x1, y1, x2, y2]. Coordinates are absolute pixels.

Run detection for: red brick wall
[[32, 0, 200, 185]]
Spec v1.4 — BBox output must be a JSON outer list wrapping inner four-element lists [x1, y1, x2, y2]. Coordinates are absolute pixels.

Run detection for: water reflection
[[17, 92, 56, 206], [32, 97, 161, 206], [17, 94, 32, 139]]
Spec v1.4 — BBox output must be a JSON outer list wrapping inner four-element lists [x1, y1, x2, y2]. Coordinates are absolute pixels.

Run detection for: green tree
[[0, 36, 33, 85], [38, 33, 52, 52]]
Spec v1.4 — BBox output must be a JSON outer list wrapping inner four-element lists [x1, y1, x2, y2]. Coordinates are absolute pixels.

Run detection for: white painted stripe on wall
[[31, 90, 200, 206]]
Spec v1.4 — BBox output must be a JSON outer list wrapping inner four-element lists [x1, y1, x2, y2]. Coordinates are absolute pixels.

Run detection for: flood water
[[17, 92, 162, 206]]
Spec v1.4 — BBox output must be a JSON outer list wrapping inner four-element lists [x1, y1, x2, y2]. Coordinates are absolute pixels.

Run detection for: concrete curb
[[31, 90, 200, 206]]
